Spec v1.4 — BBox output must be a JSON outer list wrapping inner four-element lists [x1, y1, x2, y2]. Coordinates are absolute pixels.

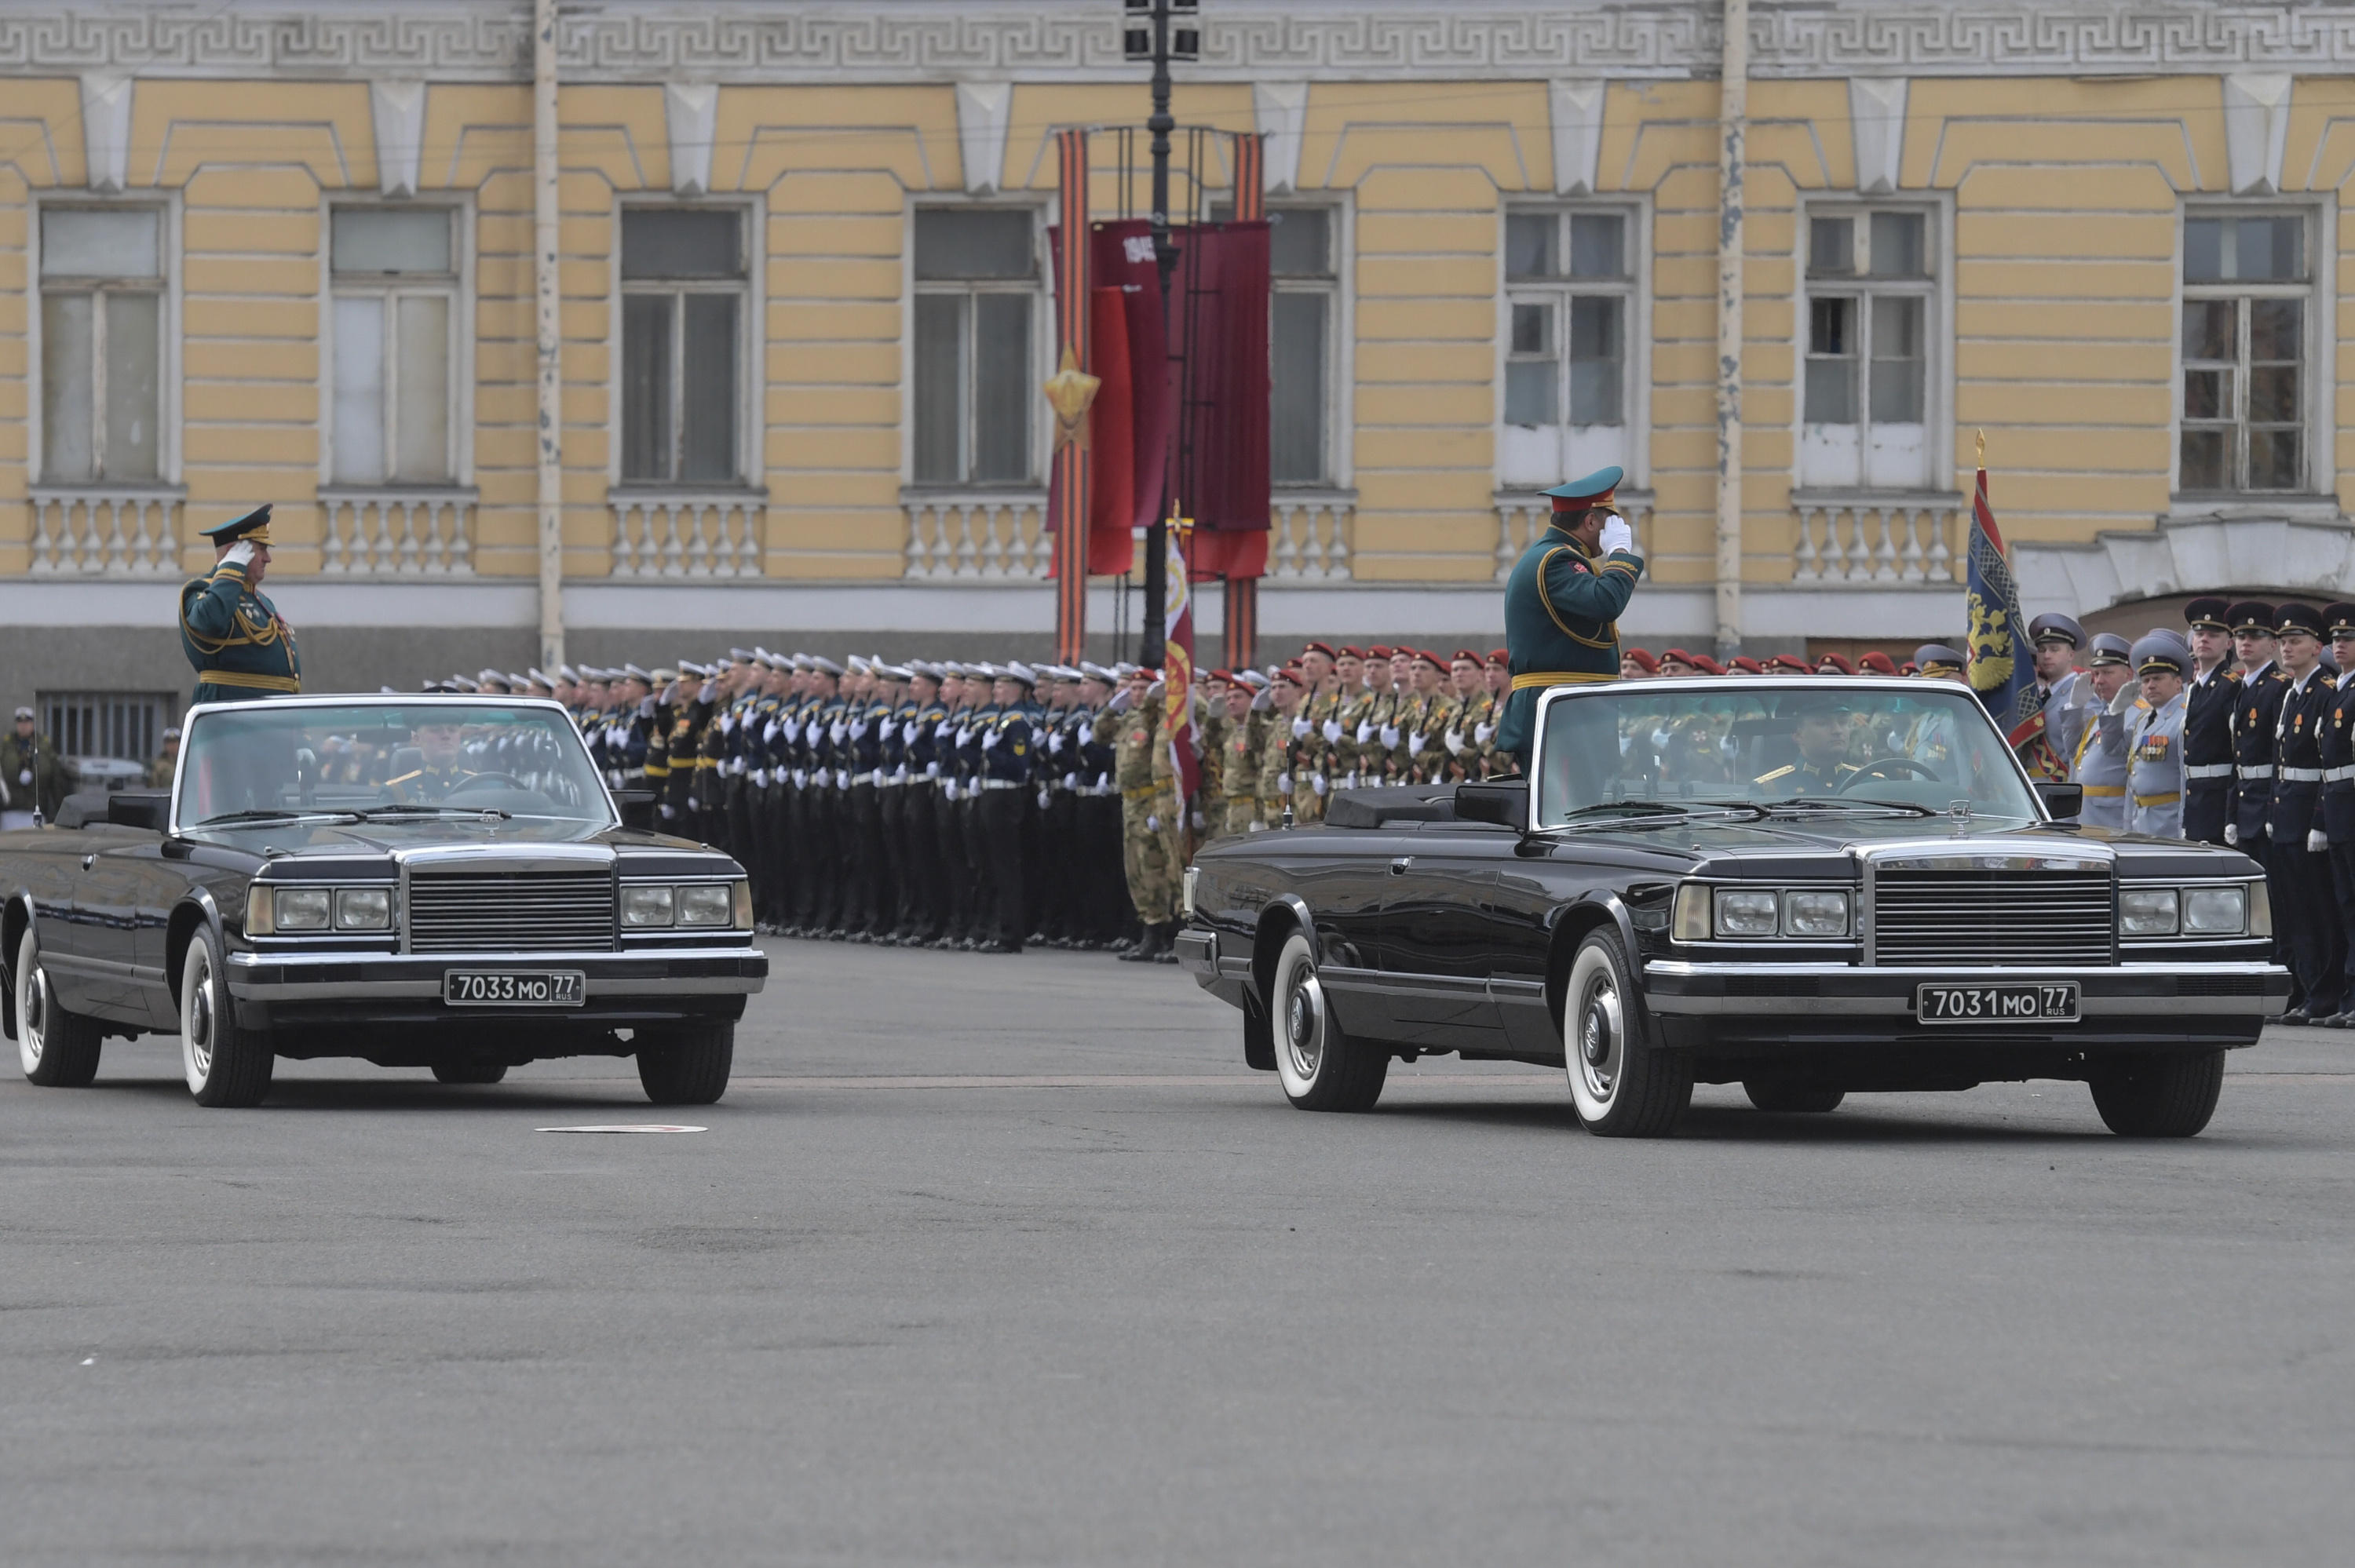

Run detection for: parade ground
[[5, 939, 2351, 1567]]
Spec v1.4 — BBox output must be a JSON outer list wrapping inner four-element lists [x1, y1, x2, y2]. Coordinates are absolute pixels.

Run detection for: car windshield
[[179, 701, 612, 827], [1533, 681, 2043, 827]]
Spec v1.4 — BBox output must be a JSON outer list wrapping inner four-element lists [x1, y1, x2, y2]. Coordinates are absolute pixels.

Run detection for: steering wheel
[[1837, 756, 1941, 792], [444, 771, 524, 794]]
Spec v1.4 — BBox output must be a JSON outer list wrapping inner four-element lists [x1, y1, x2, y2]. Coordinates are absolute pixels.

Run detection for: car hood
[[1562, 811, 2255, 879], [182, 815, 713, 860]]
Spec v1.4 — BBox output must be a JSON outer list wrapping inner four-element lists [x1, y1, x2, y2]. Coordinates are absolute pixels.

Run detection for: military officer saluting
[[1497, 465, 1644, 769], [2071, 633, 2138, 830], [181, 505, 301, 705], [2127, 633, 2190, 838], [2180, 596, 2236, 846]]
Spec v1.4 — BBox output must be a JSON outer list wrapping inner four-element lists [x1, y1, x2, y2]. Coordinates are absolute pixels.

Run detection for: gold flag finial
[[1042, 345, 1101, 451], [1976, 428, 1986, 467]]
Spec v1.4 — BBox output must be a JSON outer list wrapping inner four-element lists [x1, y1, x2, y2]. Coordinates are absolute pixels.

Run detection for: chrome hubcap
[[1285, 974, 1324, 1078], [23, 967, 43, 1058], [1577, 979, 1622, 1101], [186, 966, 214, 1074]]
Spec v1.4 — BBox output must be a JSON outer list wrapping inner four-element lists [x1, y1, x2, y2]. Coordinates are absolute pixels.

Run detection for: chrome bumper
[[1641, 961, 2287, 1018], [225, 945, 768, 1002]]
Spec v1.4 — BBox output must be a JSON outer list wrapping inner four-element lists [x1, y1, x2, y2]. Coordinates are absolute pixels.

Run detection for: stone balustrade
[[1268, 490, 1354, 580], [1790, 491, 1966, 585], [26, 486, 184, 577], [319, 488, 474, 574], [611, 490, 765, 578], [901, 489, 1051, 579]]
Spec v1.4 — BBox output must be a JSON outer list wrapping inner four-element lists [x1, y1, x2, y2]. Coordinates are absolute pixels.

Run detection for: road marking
[[535, 1123, 709, 1133]]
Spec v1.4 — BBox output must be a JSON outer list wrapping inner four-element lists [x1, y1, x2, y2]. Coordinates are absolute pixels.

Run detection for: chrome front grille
[[406, 870, 615, 954], [1871, 868, 2113, 966]]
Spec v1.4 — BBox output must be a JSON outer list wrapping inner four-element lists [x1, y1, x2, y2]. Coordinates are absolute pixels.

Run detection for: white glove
[[944, 780, 959, 801], [220, 540, 258, 569], [1474, 722, 1495, 745], [982, 730, 1000, 750], [1291, 717, 1311, 740], [849, 720, 868, 739], [783, 720, 801, 744], [1252, 690, 1272, 711], [1038, 789, 1050, 810], [1444, 727, 1465, 756], [1146, 814, 1159, 832], [762, 720, 780, 743], [1380, 724, 1401, 748], [1356, 722, 1375, 745], [1109, 688, 1135, 713], [1277, 773, 1293, 795], [829, 721, 847, 744], [1063, 772, 1078, 790], [2311, 829, 2330, 853], [1048, 731, 1065, 754], [926, 762, 940, 779], [792, 768, 808, 788], [2224, 822, 2240, 846], [1408, 733, 1426, 757], [2109, 684, 2137, 717], [1311, 775, 1327, 797], [1598, 515, 1634, 556], [1322, 719, 1343, 745]]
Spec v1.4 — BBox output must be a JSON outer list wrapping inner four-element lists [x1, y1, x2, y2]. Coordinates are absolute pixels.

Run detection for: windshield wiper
[[193, 808, 361, 826], [1551, 800, 1769, 830], [356, 804, 513, 821], [1761, 796, 1935, 818]]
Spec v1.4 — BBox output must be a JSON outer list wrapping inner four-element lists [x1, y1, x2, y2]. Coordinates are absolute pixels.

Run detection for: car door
[[1280, 829, 1400, 1042], [1376, 821, 1516, 1051], [74, 828, 177, 1024]]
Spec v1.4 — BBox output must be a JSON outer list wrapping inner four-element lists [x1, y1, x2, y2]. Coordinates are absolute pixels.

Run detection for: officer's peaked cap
[[2227, 600, 2277, 636], [2086, 633, 2133, 666], [2325, 603, 2355, 636], [1079, 661, 1115, 681], [622, 663, 652, 682], [2028, 612, 2085, 647], [2185, 596, 2232, 633], [2131, 633, 2187, 675], [1002, 662, 1037, 686], [2276, 601, 2325, 636], [199, 503, 273, 545], [1912, 644, 1966, 672], [1541, 466, 1623, 508]]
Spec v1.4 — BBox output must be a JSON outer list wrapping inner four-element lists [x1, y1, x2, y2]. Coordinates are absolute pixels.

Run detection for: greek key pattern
[[3, 3, 2352, 82]]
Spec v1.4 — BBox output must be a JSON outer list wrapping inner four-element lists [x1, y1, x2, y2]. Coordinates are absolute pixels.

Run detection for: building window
[[41, 691, 176, 765], [621, 207, 746, 484], [330, 207, 458, 485], [2180, 211, 2311, 493], [1500, 207, 1635, 487], [1269, 207, 1338, 486], [39, 207, 165, 484], [1801, 206, 1937, 490], [911, 208, 1038, 486]]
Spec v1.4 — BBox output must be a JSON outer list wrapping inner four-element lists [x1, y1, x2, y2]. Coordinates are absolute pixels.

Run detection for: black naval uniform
[[2269, 660, 2343, 1019], [2322, 645, 2355, 1023], [2182, 661, 2236, 846]]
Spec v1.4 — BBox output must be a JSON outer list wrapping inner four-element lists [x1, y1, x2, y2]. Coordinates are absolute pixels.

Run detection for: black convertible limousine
[[4, 695, 765, 1107], [1178, 676, 2287, 1138]]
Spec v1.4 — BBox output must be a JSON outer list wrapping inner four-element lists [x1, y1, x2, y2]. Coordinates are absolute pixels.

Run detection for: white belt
[[2238, 764, 2275, 779], [1075, 784, 1118, 797], [977, 779, 1026, 791], [2185, 764, 2234, 779], [2280, 767, 2324, 782], [2328, 766, 2355, 782]]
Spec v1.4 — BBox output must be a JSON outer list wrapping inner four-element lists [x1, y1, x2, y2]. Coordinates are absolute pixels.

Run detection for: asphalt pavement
[[3, 938, 2351, 1566]]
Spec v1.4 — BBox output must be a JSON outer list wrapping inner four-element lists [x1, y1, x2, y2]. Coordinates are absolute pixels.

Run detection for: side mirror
[[2036, 782, 2083, 820], [1455, 779, 1528, 830], [612, 787, 657, 830], [107, 792, 168, 830]]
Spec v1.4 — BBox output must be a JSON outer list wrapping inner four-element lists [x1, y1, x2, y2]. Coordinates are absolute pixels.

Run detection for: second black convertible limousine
[[1178, 676, 2287, 1138], [5, 695, 765, 1107]]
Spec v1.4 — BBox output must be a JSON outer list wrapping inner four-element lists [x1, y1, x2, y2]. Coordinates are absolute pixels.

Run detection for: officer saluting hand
[[181, 505, 301, 706], [1497, 465, 1643, 771]]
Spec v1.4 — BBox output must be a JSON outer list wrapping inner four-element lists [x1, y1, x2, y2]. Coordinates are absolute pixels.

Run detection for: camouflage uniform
[[1108, 691, 1177, 926], [1219, 709, 1264, 837]]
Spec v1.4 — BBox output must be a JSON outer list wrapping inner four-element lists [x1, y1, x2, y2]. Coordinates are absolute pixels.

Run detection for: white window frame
[[27, 191, 183, 487], [317, 195, 475, 490], [2172, 197, 2336, 501], [1792, 191, 1955, 496], [1494, 195, 1652, 490], [607, 194, 765, 491], [900, 195, 1050, 490]]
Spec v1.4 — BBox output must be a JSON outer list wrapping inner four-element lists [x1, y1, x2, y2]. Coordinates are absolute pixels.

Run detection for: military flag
[[1963, 452, 2064, 778], [1164, 510, 1200, 802]]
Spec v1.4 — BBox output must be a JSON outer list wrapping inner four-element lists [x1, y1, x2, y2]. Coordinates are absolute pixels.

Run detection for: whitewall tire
[[1564, 929, 1689, 1137], [1269, 930, 1386, 1112]]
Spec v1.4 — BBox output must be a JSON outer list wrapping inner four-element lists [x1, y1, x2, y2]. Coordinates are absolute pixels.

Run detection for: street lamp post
[[1125, 0, 1198, 665]]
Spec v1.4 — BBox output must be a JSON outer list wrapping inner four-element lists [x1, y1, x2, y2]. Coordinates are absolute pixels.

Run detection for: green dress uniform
[[1497, 469, 1644, 764], [181, 505, 301, 706]]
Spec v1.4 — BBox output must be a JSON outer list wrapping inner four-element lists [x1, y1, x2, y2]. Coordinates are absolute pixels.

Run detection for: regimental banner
[[1964, 460, 2065, 779], [1164, 513, 1199, 802]]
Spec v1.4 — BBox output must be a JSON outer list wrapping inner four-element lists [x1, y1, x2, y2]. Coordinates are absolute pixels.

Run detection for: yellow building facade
[[2, 2, 2351, 746]]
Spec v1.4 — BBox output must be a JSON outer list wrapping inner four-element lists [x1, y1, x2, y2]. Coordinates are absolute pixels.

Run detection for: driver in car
[[1754, 698, 1862, 796], [379, 720, 477, 804]]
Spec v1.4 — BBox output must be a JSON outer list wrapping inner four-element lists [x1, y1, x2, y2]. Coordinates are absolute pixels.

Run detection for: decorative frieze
[[5, 2, 2355, 85]]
